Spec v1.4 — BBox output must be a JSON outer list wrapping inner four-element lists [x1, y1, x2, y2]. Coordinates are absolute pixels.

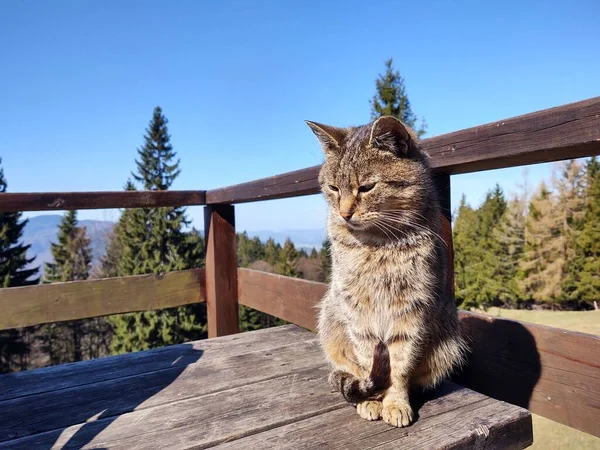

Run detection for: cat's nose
[[340, 211, 354, 221]]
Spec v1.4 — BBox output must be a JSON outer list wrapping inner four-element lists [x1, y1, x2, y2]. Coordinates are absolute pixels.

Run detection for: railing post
[[433, 172, 454, 298], [204, 204, 239, 337]]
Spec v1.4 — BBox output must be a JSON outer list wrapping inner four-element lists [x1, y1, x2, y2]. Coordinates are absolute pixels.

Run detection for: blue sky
[[2, 0, 599, 232]]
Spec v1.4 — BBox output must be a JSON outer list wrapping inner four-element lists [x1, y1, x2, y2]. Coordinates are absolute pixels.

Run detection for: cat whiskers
[[378, 212, 449, 250]]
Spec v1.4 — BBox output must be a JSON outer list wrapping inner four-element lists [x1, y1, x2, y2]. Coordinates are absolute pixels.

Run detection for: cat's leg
[[381, 333, 419, 427], [318, 310, 368, 382]]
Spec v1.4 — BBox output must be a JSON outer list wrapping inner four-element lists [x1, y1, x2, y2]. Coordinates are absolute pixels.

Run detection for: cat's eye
[[328, 185, 339, 192], [358, 183, 376, 193]]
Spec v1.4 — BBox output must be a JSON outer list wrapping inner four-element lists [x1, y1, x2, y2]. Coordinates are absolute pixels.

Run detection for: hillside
[[22, 215, 114, 270], [21, 215, 326, 271]]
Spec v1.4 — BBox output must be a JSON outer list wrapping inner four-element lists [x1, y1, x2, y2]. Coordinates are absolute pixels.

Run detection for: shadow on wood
[[58, 347, 203, 449], [452, 314, 541, 411], [0, 346, 204, 449]]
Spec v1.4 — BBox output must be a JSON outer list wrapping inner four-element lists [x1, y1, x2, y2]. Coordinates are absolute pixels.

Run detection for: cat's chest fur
[[332, 242, 431, 318]]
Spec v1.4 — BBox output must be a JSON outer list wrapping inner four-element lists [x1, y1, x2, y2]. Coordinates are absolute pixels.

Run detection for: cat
[[306, 116, 468, 427]]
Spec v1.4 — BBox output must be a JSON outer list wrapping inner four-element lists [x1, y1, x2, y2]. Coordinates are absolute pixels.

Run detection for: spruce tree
[[370, 58, 426, 136], [493, 194, 527, 306], [520, 183, 565, 306], [108, 107, 206, 354], [0, 161, 39, 288], [453, 195, 480, 308], [276, 238, 300, 278], [564, 157, 600, 303], [0, 160, 40, 373], [43, 210, 93, 365]]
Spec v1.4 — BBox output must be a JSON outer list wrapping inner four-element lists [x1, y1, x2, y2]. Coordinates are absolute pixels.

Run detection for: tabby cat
[[306, 116, 467, 427]]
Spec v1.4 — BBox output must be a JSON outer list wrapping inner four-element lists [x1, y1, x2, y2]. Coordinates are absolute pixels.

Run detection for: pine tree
[[276, 238, 299, 278], [45, 211, 92, 283], [264, 238, 281, 266], [520, 183, 565, 306], [0, 159, 40, 373], [108, 107, 206, 354], [43, 210, 92, 365], [453, 195, 480, 308], [0, 161, 39, 288], [453, 187, 509, 309], [492, 193, 527, 306], [370, 58, 426, 136], [564, 157, 600, 303]]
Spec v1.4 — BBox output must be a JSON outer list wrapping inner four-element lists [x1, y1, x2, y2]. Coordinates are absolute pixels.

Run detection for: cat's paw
[[357, 400, 382, 421], [382, 400, 414, 427]]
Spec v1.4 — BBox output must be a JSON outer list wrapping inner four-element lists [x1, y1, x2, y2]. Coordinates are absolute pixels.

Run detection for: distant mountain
[[22, 215, 114, 271], [243, 229, 327, 252], [20, 215, 326, 272]]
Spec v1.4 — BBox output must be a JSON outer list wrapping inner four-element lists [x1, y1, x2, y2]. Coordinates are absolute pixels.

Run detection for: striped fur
[[307, 116, 468, 427]]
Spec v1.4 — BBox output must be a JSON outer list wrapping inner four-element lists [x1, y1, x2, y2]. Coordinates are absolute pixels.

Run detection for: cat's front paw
[[357, 400, 382, 421], [382, 400, 414, 427]]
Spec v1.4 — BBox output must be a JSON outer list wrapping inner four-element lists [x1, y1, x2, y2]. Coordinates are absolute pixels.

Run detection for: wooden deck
[[0, 325, 532, 449]]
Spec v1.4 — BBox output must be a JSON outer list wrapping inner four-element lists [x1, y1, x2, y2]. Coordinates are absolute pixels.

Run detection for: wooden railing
[[0, 96, 599, 437]]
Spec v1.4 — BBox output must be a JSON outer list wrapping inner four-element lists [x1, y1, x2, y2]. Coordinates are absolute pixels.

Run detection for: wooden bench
[[0, 325, 533, 449], [0, 96, 599, 448]]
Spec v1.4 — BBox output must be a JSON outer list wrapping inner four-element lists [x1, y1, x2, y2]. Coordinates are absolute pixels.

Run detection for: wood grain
[[0, 326, 531, 450], [238, 268, 326, 330], [0, 269, 204, 330], [456, 310, 600, 437], [204, 204, 239, 337], [0, 324, 310, 402], [206, 96, 600, 204], [216, 385, 532, 450], [0, 190, 206, 213], [237, 272, 600, 435], [0, 339, 322, 442]]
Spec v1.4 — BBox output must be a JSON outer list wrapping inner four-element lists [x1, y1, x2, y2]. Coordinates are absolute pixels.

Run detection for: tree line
[[454, 159, 600, 310]]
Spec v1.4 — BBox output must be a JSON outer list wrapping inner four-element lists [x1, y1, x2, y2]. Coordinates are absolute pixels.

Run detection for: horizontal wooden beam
[[237, 270, 600, 436], [237, 268, 325, 330], [207, 96, 600, 204], [455, 310, 600, 438], [206, 166, 320, 204], [0, 190, 206, 213], [0, 269, 205, 330]]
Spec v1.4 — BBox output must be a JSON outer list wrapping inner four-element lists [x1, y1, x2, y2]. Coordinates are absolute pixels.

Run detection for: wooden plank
[[216, 383, 532, 450], [206, 96, 600, 204], [0, 366, 339, 450], [0, 335, 322, 443], [204, 204, 239, 337], [456, 310, 600, 437], [0, 269, 205, 330], [0, 324, 313, 402], [206, 165, 321, 204], [237, 272, 600, 435], [424, 96, 600, 174], [0, 374, 531, 449], [0, 190, 206, 213], [238, 268, 326, 330]]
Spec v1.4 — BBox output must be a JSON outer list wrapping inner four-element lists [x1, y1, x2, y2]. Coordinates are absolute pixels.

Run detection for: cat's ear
[[305, 121, 345, 154], [369, 116, 416, 156]]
